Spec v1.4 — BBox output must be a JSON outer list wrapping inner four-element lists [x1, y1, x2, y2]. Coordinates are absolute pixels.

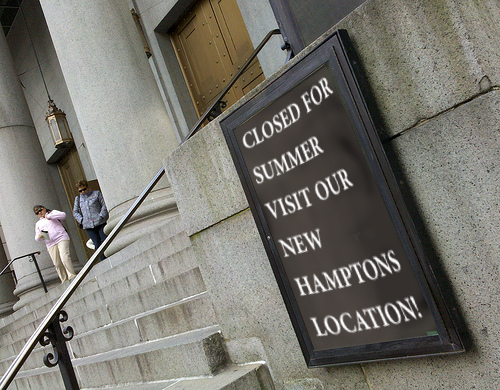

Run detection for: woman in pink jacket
[[34, 205, 76, 283]]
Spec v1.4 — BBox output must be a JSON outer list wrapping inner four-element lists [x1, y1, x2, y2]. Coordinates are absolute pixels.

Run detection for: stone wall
[[164, 0, 500, 388]]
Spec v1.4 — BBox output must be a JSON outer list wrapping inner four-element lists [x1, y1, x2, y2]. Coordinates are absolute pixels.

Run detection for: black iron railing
[[0, 29, 292, 390], [0, 168, 165, 389], [0, 251, 46, 293], [183, 29, 292, 142]]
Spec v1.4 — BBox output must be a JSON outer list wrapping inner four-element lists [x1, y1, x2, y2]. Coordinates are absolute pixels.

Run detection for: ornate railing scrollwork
[[37, 310, 80, 389], [40, 327, 59, 368], [58, 311, 74, 342], [207, 100, 227, 122], [40, 310, 75, 369]]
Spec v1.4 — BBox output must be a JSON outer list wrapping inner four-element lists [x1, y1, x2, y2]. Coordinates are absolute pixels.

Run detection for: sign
[[220, 30, 464, 366]]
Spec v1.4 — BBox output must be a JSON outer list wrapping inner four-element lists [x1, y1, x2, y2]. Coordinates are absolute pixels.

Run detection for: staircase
[[0, 217, 274, 389]]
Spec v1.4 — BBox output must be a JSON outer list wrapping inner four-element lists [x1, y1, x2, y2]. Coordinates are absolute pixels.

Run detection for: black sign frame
[[220, 30, 464, 367]]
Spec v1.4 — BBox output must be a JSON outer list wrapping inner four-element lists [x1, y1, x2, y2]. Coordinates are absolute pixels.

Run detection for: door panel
[[211, 0, 253, 68], [170, 0, 265, 118], [241, 61, 266, 94]]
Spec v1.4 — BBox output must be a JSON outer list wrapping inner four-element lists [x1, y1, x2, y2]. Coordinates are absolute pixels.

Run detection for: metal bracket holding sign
[[220, 30, 464, 367]]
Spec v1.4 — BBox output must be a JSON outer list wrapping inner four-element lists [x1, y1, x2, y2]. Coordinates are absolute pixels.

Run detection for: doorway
[[169, 0, 265, 118], [57, 147, 97, 259]]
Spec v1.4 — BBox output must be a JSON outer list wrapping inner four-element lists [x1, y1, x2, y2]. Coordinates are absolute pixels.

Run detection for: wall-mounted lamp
[[18, 2, 73, 150]]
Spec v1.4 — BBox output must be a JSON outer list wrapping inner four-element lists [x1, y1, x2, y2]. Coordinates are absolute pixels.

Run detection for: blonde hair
[[76, 179, 88, 188]]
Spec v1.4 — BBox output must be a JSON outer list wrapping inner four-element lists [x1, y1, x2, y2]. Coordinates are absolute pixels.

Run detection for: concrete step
[[0, 310, 37, 337], [76, 328, 228, 387], [0, 358, 12, 378], [0, 222, 190, 350], [13, 368, 65, 390], [10, 216, 186, 321], [82, 380, 177, 390], [1, 216, 248, 390], [88, 230, 193, 292], [1, 316, 77, 372], [79, 363, 274, 390], [0, 329, 19, 361], [66, 266, 207, 332], [31, 230, 193, 319], [0, 287, 64, 339], [0, 343, 14, 364], [10, 341, 54, 371], [1, 238, 197, 358], [167, 363, 274, 390], [85, 245, 197, 308], [14, 327, 228, 389], [0, 317, 42, 361], [69, 292, 218, 359], [3, 266, 209, 374], [103, 215, 185, 269]]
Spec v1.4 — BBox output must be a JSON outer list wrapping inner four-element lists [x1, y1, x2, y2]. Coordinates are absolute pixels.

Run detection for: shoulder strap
[[57, 219, 69, 233]]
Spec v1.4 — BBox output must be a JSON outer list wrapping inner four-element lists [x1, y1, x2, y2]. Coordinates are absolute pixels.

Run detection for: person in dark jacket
[[73, 179, 108, 260]]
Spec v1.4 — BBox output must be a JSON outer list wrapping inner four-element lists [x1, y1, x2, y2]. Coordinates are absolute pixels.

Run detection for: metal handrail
[[0, 29, 292, 390], [0, 167, 166, 389], [183, 29, 288, 142], [0, 251, 47, 293], [0, 251, 40, 277]]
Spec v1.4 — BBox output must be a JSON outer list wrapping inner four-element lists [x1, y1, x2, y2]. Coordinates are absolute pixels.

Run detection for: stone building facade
[[0, 0, 499, 388]]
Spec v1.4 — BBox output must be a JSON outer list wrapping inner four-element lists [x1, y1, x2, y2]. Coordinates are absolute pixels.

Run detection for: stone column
[[39, 0, 180, 254], [0, 226, 16, 317], [0, 32, 69, 310]]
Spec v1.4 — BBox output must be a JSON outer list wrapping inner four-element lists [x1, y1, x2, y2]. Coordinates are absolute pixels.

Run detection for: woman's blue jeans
[[86, 224, 107, 260]]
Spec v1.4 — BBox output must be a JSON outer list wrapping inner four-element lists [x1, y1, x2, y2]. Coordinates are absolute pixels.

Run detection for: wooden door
[[57, 147, 93, 259], [170, 0, 265, 118]]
